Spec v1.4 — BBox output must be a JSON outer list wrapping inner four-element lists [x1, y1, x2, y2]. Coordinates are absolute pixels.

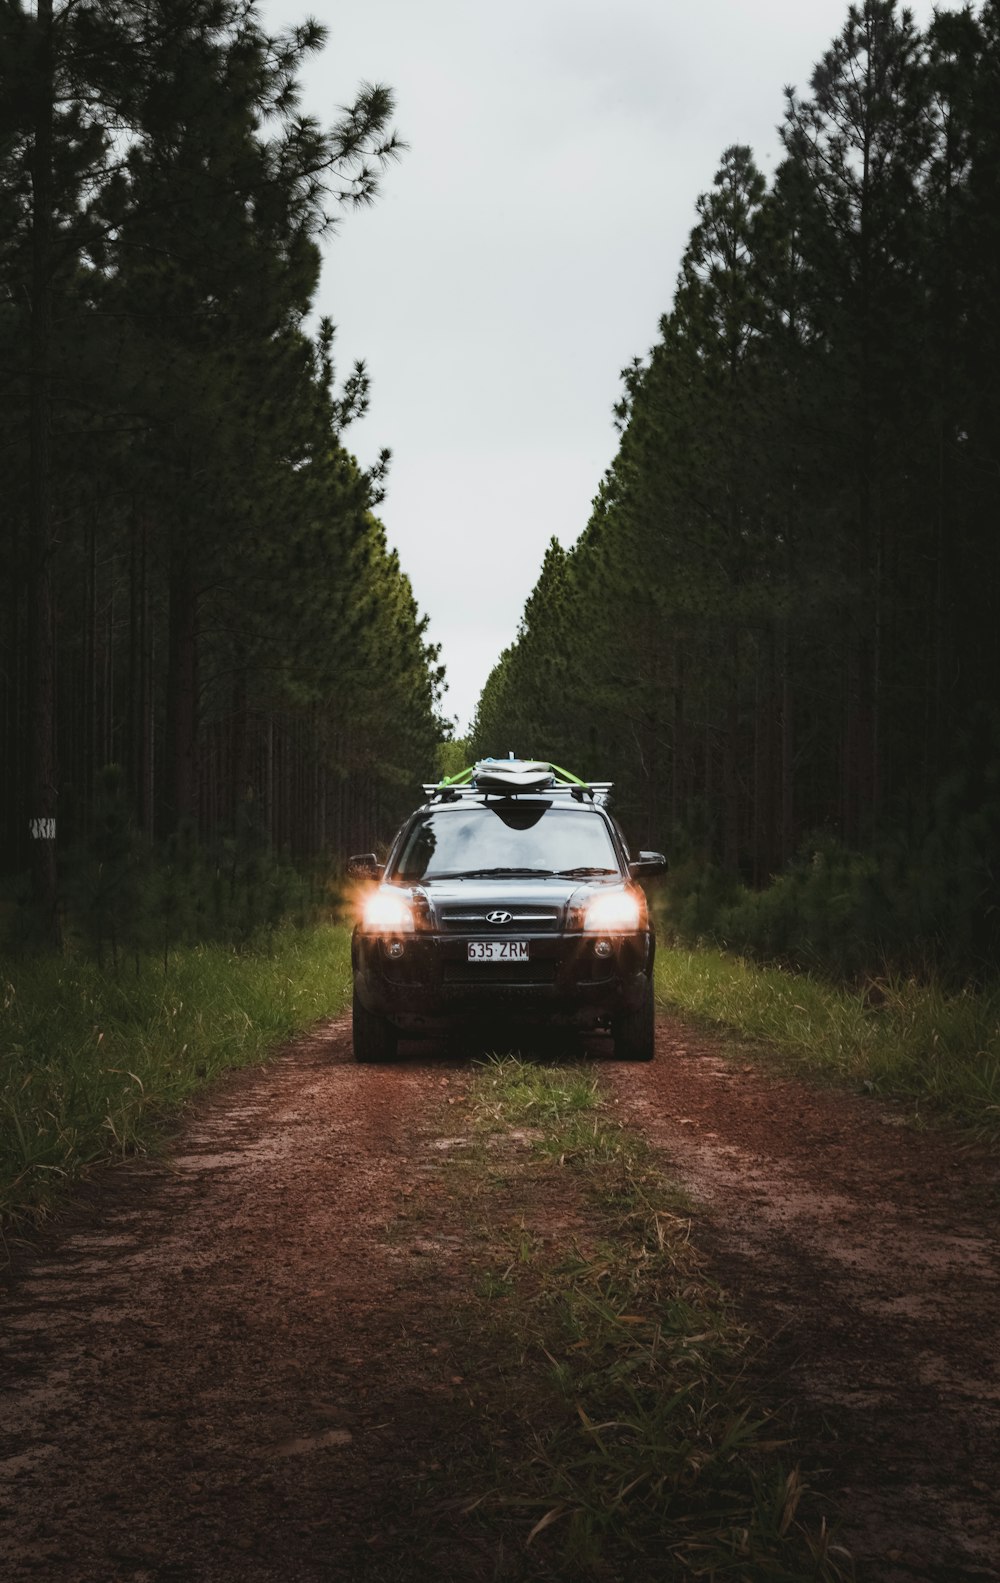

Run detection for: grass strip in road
[[656, 948, 1000, 1136], [446, 1055, 851, 1581], [0, 924, 351, 1247]]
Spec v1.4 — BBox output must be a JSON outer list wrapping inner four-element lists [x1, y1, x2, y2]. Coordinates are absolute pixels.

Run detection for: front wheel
[[611, 976, 655, 1062], [352, 987, 399, 1064]]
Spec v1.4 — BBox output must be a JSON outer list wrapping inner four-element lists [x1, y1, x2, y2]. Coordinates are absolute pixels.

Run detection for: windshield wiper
[[555, 866, 619, 877], [433, 866, 556, 878]]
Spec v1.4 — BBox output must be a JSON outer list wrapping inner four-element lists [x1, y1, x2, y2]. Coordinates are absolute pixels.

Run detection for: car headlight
[[362, 888, 415, 933], [583, 890, 641, 932]]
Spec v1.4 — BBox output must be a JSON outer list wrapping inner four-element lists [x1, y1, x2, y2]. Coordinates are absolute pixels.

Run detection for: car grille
[[443, 961, 558, 985], [437, 906, 562, 934]]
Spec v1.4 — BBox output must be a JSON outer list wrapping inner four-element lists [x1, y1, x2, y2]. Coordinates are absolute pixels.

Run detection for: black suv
[[348, 759, 667, 1063]]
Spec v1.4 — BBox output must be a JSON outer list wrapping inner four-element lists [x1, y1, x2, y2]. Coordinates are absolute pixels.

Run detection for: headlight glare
[[583, 890, 641, 932], [362, 888, 414, 933]]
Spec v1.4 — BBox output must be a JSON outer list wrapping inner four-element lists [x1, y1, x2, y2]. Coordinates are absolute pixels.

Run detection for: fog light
[[594, 939, 612, 958], [386, 939, 405, 960]]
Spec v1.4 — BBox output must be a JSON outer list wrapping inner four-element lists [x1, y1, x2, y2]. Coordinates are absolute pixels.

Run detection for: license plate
[[467, 940, 529, 962]]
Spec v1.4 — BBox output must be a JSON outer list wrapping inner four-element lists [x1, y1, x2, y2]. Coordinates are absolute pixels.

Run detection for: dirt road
[[0, 1021, 483, 1583], [2, 1013, 999, 1581], [607, 1021, 1000, 1583]]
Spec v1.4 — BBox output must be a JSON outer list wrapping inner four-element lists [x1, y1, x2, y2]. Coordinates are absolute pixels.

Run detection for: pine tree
[[780, 0, 935, 839], [0, 0, 443, 925]]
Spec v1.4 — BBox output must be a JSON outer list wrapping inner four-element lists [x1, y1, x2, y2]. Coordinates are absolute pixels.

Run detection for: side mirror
[[629, 851, 668, 879], [347, 852, 382, 880]]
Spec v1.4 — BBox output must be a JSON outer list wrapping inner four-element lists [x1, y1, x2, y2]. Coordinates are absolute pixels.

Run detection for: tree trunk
[[722, 632, 740, 872], [779, 620, 794, 866], [26, 0, 59, 943], [164, 540, 199, 833], [138, 519, 152, 835]]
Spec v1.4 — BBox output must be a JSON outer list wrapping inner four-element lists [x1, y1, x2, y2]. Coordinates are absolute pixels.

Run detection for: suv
[[348, 759, 667, 1063]]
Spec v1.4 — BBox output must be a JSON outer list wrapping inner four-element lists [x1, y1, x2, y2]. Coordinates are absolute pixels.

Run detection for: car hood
[[400, 874, 622, 925]]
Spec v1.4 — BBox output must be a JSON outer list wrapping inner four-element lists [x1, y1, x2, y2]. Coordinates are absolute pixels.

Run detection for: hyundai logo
[[486, 910, 513, 925]]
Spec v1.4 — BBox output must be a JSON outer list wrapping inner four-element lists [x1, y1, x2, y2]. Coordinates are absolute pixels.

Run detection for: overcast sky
[[261, 0, 934, 736]]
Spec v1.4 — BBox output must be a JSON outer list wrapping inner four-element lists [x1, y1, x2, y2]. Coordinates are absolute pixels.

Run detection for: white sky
[[261, 0, 935, 734]]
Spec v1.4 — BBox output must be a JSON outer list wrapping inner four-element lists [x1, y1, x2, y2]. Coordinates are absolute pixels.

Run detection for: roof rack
[[422, 757, 612, 806]]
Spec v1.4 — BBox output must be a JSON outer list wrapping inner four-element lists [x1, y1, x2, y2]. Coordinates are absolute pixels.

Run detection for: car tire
[[352, 987, 399, 1064], [611, 976, 655, 1062]]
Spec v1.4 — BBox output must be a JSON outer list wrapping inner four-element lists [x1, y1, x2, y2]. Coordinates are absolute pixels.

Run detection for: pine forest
[[2, 0, 999, 983], [472, 1, 1000, 981], [0, 1, 444, 946]]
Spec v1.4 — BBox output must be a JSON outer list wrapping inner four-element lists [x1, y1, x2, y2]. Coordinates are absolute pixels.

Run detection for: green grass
[[452, 1056, 851, 1581], [656, 947, 1000, 1133], [0, 924, 351, 1245]]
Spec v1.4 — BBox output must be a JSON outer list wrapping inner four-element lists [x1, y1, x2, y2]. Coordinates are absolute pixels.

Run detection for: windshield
[[392, 804, 619, 882]]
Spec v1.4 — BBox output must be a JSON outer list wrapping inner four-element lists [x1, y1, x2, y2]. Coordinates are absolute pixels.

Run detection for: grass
[[448, 1055, 851, 1581], [656, 947, 1000, 1135], [0, 923, 352, 1247]]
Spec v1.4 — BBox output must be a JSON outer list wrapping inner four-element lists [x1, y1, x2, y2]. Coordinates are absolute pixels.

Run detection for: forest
[[472, 0, 1000, 981], [5, 0, 999, 982], [0, 0, 444, 947]]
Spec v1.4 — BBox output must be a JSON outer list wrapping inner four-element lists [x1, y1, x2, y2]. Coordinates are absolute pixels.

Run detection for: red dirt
[[2, 1012, 999, 1582], [606, 1019, 1000, 1583], [0, 1021, 487, 1582]]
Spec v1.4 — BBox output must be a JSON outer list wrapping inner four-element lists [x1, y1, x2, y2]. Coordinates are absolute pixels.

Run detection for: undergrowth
[[452, 1056, 851, 1581], [655, 948, 1000, 1135], [0, 924, 351, 1248]]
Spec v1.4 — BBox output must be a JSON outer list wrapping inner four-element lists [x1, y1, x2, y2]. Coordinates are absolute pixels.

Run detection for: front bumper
[[352, 929, 654, 1034]]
